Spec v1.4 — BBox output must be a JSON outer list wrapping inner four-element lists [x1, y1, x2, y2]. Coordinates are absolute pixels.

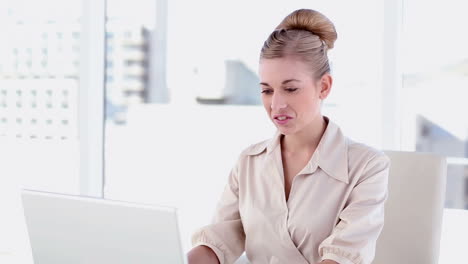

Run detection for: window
[[0, 1, 83, 194], [401, 0, 468, 209]]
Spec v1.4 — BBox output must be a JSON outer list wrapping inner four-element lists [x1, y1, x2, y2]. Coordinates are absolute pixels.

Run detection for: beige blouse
[[192, 116, 390, 264]]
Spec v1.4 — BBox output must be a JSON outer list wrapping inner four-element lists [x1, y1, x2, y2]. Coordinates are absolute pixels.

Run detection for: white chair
[[374, 151, 447, 264], [234, 254, 250, 264]]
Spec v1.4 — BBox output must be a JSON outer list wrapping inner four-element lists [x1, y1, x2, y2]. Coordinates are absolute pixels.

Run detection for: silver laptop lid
[[22, 190, 185, 264], [0, 182, 34, 264]]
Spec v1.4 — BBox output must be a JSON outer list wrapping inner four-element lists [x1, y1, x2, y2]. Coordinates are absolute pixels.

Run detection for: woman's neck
[[281, 115, 327, 154]]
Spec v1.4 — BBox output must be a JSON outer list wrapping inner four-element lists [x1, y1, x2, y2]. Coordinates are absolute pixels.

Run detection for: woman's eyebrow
[[282, 79, 300, 84], [260, 79, 300, 87]]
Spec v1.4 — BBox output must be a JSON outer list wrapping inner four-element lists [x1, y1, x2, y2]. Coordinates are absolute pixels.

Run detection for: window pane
[[105, 0, 159, 125], [401, 0, 468, 209], [0, 1, 82, 194]]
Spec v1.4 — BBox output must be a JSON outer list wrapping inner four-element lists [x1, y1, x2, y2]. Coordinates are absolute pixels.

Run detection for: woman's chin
[[276, 126, 296, 135]]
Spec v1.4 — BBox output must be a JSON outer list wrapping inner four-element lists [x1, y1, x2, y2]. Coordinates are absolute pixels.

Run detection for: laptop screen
[[22, 190, 186, 264], [0, 178, 34, 264]]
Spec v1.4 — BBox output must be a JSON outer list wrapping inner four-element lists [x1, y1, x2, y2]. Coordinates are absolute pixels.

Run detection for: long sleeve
[[318, 153, 390, 264], [191, 161, 245, 264]]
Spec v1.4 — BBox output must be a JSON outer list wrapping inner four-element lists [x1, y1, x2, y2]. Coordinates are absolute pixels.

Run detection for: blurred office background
[[1, 0, 467, 260]]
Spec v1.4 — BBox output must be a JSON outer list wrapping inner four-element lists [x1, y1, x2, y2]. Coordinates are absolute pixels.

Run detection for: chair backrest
[[374, 151, 447, 264]]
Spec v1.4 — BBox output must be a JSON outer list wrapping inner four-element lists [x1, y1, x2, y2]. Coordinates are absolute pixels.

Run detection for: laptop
[[0, 182, 34, 264], [21, 190, 186, 264]]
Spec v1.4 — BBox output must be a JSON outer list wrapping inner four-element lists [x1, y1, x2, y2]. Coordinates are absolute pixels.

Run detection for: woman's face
[[258, 57, 331, 135]]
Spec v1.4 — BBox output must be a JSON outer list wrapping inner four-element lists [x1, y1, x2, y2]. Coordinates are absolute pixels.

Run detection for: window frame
[[78, 0, 106, 197]]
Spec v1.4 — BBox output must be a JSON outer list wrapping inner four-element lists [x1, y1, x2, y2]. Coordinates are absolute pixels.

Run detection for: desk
[[438, 208, 468, 263]]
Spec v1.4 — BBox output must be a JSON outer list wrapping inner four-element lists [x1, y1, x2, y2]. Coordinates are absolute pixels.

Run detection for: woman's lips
[[273, 115, 293, 125]]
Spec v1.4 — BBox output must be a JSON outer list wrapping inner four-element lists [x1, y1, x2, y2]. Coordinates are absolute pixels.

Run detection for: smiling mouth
[[274, 115, 292, 120]]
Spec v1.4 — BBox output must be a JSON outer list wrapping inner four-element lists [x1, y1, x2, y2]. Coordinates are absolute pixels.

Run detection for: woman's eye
[[261, 90, 273, 94], [285, 88, 298, 92]]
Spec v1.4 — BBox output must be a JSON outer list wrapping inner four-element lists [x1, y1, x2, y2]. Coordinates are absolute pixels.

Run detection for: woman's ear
[[319, 74, 332, 100]]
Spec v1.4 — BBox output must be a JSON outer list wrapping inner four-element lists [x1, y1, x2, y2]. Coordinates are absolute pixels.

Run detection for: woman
[[188, 9, 390, 264]]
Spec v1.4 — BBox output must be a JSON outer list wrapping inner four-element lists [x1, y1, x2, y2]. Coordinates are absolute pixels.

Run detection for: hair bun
[[276, 9, 337, 49]]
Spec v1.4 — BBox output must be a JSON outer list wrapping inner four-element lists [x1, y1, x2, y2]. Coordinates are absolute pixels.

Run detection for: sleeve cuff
[[320, 247, 362, 264], [193, 242, 225, 264], [321, 253, 358, 264]]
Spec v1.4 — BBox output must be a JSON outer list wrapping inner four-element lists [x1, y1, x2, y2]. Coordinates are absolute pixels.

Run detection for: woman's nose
[[271, 94, 287, 110]]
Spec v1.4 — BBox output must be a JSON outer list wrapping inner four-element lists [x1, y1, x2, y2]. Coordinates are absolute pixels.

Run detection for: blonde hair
[[260, 9, 338, 79]]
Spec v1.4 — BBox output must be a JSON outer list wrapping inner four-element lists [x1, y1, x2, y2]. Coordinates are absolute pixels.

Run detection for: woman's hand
[[187, 245, 220, 264]]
